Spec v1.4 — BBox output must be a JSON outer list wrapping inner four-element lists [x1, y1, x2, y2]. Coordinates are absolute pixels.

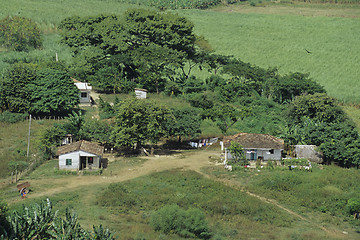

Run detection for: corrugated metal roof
[[56, 140, 104, 156], [223, 133, 284, 149]]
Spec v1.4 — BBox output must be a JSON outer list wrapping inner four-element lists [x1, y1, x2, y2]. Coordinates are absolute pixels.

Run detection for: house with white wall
[[223, 133, 284, 162], [56, 140, 104, 170], [73, 78, 92, 105]]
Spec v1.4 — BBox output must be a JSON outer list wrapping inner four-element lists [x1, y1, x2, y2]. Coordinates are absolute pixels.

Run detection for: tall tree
[[59, 9, 202, 91], [0, 62, 37, 113], [28, 69, 79, 115], [111, 98, 174, 149]]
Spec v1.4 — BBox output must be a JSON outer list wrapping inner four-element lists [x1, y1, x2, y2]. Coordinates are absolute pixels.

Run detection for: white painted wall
[[59, 150, 100, 170], [59, 151, 80, 170], [226, 148, 282, 161]]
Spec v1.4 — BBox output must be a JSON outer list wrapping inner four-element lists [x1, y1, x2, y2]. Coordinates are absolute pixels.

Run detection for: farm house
[[56, 140, 104, 170], [73, 78, 92, 105], [223, 133, 284, 162]]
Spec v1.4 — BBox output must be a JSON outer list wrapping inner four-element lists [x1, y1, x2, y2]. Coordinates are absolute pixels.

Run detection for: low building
[[223, 133, 284, 161], [135, 88, 147, 99], [73, 78, 92, 105], [56, 140, 104, 170], [294, 145, 323, 163]]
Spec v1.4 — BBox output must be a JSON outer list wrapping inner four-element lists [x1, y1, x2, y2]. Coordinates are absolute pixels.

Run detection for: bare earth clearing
[[8, 150, 353, 239]]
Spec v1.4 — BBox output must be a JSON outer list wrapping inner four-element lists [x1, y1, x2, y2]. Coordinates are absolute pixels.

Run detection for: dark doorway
[[80, 156, 86, 170]]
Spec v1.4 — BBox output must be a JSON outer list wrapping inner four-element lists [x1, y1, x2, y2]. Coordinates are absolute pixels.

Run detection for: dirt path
[[13, 150, 349, 239]]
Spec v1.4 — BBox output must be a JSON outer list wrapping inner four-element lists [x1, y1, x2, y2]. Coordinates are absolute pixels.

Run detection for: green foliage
[[346, 198, 360, 215], [59, 9, 201, 91], [282, 158, 308, 166], [228, 142, 246, 165], [81, 119, 113, 145], [0, 200, 9, 237], [98, 97, 116, 120], [115, 0, 241, 10], [111, 98, 174, 148], [8, 161, 29, 173], [287, 93, 347, 125], [98, 170, 295, 228], [0, 16, 42, 51], [0, 62, 37, 113], [0, 111, 27, 123], [1, 199, 115, 239], [264, 72, 326, 104], [168, 106, 201, 141], [150, 205, 211, 239], [248, 165, 360, 218], [28, 69, 79, 115]]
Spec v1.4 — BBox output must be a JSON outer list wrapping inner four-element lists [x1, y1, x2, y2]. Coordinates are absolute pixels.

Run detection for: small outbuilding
[[223, 133, 284, 161], [56, 140, 104, 170], [73, 78, 92, 105], [294, 145, 323, 163], [134, 88, 147, 99]]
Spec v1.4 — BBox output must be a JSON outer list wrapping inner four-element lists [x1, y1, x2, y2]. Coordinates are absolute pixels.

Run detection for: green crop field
[[179, 6, 360, 103]]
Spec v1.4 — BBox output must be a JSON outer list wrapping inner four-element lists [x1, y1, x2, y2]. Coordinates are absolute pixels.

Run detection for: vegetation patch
[[98, 170, 296, 238]]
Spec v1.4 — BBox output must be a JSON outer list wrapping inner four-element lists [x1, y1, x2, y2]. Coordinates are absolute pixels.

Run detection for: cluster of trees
[[0, 62, 79, 115], [41, 99, 202, 158], [285, 93, 360, 167], [0, 199, 114, 239]]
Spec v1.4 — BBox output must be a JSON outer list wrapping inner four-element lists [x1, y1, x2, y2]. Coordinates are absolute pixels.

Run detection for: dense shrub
[[1, 199, 115, 239], [150, 205, 211, 239], [0, 16, 42, 51], [0, 111, 28, 123], [346, 198, 360, 215], [115, 0, 241, 9]]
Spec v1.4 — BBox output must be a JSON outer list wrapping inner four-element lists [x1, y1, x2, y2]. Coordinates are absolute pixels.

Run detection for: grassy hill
[[1, 150, 359, 239]]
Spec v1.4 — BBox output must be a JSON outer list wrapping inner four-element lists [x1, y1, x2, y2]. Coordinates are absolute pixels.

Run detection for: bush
[[346, 198, 360, 215], [0, 111, 28, 123], [0, 16, 42, 51], [150, 205, 211, 239]]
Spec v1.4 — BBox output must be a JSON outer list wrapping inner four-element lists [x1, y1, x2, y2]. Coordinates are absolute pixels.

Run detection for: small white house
[[134, 88, 147, 99], [56, 140, 104, 170], [73, 79, 92, 105], [223, 133, 284, 162]]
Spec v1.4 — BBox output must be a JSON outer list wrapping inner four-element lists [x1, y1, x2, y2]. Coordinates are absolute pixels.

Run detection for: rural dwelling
[[223, 133, 284, 162], [134, 88, 147, 99], [73, 78, 92, 105], [56, 140, 104, 170]]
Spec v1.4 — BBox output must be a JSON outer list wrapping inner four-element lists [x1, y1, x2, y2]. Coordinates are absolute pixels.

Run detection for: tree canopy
[[111, 98, 174, 149], [29, 69, 79, 115], [59, 9, 204, 92]]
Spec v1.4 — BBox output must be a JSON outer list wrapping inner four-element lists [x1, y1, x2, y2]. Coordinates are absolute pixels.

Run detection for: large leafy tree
[[28, 69, 79, 115], [0, 16, 42, 51], [168, 106, 202, 142], [264, 72, 326, 104], [111, 98, 174, 149], [0, 62, 37, 113], [286, 93, 347, 125], [59, 9, 202, 92]]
